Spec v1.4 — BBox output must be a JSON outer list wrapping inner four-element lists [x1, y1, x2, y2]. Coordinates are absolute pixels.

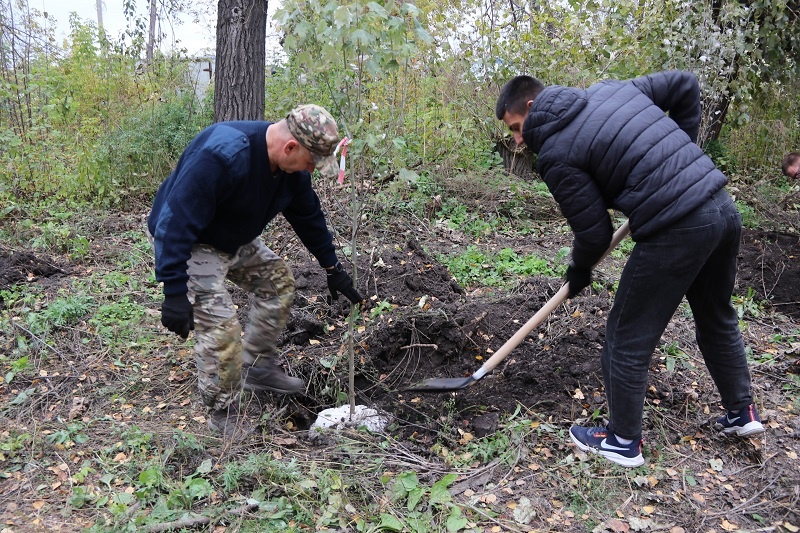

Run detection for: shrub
[[86, 93, 212, 206]]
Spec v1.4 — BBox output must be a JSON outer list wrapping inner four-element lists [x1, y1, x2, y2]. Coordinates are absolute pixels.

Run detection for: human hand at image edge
[[161, 293, 194, 339], [326, 262, 364, 305], [565, 264, 592, 298]]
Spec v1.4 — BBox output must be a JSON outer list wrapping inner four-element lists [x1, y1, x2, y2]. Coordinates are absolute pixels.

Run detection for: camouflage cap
[[286, 104, 340, 179]]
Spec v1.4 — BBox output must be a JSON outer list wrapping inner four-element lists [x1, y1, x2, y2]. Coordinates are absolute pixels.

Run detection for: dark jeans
[[603, 189, 754, 440]]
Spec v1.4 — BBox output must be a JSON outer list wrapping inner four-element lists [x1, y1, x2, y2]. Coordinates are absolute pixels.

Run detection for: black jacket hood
[[522, 86, 588, 153]]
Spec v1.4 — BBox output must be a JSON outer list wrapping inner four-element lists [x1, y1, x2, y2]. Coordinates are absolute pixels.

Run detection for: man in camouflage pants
[[147, 105, 362, 437]]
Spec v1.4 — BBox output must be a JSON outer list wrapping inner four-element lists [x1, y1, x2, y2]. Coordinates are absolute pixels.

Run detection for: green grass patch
[[440, 246, 561, 288]]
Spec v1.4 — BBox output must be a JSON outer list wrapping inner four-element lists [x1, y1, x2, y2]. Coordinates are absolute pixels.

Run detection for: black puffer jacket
[[522, 70, 727, 269]]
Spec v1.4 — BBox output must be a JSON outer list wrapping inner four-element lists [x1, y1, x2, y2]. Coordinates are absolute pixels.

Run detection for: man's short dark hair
[[781, 152, 800, 177], [496, 75, 546, 120]]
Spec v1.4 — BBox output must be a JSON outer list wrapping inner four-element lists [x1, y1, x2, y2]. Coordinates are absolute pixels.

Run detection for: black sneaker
[[569, 425, 644, 467], [715, 404, 765, 437], [208, 403, 255, 439], [242, 362, 304, 394]]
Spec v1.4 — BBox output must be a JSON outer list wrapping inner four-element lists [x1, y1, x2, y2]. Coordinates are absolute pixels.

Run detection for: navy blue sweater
[[522, 71, 727, 269], [148, 121, 338, 297]]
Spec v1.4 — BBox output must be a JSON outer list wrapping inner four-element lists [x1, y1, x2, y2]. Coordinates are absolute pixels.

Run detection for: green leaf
[[429, 483, 451, 505], [379, 514, 404, 531], [398, 471, 419, 491], [414, 27, 433, 45], [294, 21, 312, 39], [333, 6, 353, 27], [430, 473, 457, 505], [196, 458, 213, 475], [349, 29, 374, 46], [446, 506, 469, 532], [68, 487, 89, 508], [400, 3, 421, 16], [366, 2, 389, 19], [407, 486, 424, 511], [9, 387, 35, 406], [113, 491, 136, 505], [186, 477, 213, 500], [139, 467, 160, 487]]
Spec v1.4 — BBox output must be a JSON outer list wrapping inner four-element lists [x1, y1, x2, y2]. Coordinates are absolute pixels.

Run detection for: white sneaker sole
[[570, 431, 645, 468], [720, 421, 765, 437]]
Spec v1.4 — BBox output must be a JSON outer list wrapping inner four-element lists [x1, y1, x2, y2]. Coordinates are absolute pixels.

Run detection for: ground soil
[[2, 210, 799, 531], [262, 226, 800, 442], [737, 229, 800, 320]]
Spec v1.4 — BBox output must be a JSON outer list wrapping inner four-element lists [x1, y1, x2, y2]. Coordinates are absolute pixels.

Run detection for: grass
[[2, 174, 799, 531], [439, 247, 563, 289]]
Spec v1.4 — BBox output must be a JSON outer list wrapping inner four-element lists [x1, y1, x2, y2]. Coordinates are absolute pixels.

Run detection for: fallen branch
[[145, 502, 259, 532], [400, 343, 438, 350]]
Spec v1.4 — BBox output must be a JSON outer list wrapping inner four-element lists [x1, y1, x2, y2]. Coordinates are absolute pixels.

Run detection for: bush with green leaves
[[88, 92, 211, 205], [0, 12, 208, 207]]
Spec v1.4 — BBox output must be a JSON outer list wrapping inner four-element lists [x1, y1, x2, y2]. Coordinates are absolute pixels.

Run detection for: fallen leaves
[[709, 458, 724, 471], [68, 396, 87, 420]]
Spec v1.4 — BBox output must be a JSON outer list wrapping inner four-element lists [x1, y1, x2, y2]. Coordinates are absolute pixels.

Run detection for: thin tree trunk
[[96, 0, 104, 32], [146, 0, 158, 63]]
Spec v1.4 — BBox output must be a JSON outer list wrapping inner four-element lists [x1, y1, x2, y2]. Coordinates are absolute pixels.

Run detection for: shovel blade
[[404, 376, 476, 392]]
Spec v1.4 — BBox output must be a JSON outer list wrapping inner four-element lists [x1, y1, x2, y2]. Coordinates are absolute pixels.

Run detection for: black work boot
[[208, 402, 255, 439], [242, 361, 304, 394]]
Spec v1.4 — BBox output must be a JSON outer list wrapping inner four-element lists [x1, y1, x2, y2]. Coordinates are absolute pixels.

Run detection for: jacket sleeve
[[629, 71, 701, 143], [151, 129, 249, 296], [541, 161, 614, 270], [282, 174, 339, 268]]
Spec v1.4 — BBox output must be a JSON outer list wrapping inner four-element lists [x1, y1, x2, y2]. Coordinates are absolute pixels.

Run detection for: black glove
[[161, 293, 194, 339], [565, 263, 592, 298], [326, 262, 363, 305]]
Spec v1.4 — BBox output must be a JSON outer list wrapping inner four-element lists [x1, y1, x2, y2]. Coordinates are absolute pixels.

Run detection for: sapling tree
[[274, 0, 432, 414]]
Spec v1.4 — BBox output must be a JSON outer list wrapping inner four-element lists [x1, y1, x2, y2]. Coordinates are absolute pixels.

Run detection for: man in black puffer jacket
[[496, 71, 764, 467]]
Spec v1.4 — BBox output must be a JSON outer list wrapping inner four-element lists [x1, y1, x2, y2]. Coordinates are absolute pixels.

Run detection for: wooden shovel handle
[[471, 220, 631, 380]]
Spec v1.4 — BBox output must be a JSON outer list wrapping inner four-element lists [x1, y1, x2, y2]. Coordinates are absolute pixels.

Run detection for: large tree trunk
[[214, 0, 267, 122]]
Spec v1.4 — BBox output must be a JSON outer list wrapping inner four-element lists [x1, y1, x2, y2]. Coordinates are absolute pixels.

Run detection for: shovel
[[406, 220, 631, 392]]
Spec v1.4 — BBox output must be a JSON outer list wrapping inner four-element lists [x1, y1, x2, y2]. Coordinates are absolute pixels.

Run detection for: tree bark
[[146, 0, 158, 63], [95, 0, 104, 33], [213, 0, 268, 122]]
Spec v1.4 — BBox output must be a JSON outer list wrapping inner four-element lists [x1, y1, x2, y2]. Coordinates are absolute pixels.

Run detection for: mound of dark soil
[[0, 249, 64, 308], [262, 228, 800, 446], [737, 229, 800, 320]]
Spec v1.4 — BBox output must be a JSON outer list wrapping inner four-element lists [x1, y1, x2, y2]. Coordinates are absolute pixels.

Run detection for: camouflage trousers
[[150, 234, 295, 411]]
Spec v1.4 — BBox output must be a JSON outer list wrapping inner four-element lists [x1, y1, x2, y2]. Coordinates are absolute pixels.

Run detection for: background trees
[[0, 0, 798, 206]]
